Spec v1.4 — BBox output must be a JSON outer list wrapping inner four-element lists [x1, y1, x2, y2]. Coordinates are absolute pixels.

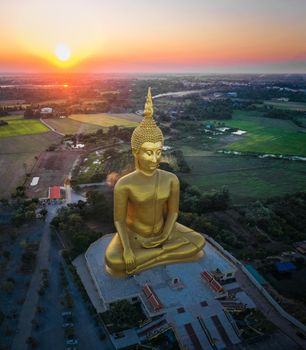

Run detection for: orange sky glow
[[1, 0, 305, 73]]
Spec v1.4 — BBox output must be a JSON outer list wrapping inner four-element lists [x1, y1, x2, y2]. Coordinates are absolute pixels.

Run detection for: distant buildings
[[40, 107, 53, 115], [30, 177, 40, 186], [48, 186, 64, 200], [71, 143, 85, 149], [294, 241, 306, 255], [225, 92, 238, 98]]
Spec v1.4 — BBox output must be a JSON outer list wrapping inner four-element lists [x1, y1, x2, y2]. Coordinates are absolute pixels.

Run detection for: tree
[[0, 120, 8, 126], [26, 336, 38, 348], [104, 300, 143, 328], [85, 190, 112, 222], [0, 310, 5, 325], [3, 250, 10, 260], [1, 280, 15, 293], [31, 319, 40, 329]]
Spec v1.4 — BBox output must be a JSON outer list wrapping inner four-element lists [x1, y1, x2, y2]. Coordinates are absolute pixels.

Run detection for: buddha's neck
[[136, 168, 157, 177]]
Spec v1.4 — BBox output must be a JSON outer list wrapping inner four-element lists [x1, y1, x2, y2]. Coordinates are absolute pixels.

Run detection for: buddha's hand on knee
[[123, 248, 136, 272]]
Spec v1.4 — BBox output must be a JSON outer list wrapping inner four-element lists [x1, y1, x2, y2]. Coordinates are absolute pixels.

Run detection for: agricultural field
[[26, 150, 80, 198], [0, 119, 49, 137], [0, 115, 24, 121], [0, 132, 61, 198], [38, 98, 67, 105], [220, 110, 306, 156], [169, 109, 306, 203], [42, 113, 141, 135], [69, 113, 141, 128], [262, 100, 306, 111], [182, 155, 306, 203], [43, 117, 102, 135]]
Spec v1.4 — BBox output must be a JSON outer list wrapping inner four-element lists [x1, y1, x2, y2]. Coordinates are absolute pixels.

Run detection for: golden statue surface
[[105, 88, 206, 276]]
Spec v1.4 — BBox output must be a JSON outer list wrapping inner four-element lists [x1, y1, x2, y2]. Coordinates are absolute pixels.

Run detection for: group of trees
[[159, 150, 191, 174], [0, 106, 22, 116], [183, 96, 233, 120], [263, 109, 306, 128], [102, 300, 146, 332], [51, 203, 99, 257], [235, 86, 306, 103], [24, 107, 41, 119], [51, 190, 113, 256], [179, 191, 306, 260], [179, 180, 230, 214], [238, 192, 306, 244], [11, 199, 38, 227], [70, 125, 133, 148]]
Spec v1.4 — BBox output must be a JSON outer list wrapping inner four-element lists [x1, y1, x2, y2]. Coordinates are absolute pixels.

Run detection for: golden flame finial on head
[[131, 87, 164, 153], [144, 87, 153, 118]]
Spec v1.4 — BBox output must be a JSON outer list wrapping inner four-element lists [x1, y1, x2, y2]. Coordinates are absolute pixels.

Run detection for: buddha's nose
[[152, 154, 157, 163]]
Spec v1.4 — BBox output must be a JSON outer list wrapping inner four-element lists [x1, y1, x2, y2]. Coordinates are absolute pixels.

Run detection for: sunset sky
[[1, 0, 306, 74]]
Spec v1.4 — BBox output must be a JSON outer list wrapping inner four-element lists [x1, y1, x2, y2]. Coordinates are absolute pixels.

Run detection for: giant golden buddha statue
[[105, 88, 206, 276]]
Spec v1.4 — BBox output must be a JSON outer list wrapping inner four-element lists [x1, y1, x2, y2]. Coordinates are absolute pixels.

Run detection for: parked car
[[62, 323, 74, 328], [62, 311, 72, 316], [66, 339, 78, 346]]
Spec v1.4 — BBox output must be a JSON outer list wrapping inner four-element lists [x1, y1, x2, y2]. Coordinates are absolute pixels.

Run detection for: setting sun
[[54, 44, 71, 62], [0, 0, 305, 73]]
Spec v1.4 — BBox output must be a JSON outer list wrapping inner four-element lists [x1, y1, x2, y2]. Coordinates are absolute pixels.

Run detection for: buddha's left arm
[[162, 174, 179, 238]]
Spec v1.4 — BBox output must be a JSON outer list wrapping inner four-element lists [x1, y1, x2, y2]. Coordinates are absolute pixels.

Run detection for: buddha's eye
[[146, 151, 153, 156]]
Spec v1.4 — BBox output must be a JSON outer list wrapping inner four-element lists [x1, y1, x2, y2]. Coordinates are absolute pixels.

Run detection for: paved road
[[62, 254, 113, 349], [11, 205, 58, 350], [32, 236, 64, 349]]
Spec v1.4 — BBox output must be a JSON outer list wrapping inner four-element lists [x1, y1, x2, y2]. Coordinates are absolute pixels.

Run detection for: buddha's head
[[131, 88, 164, 175]]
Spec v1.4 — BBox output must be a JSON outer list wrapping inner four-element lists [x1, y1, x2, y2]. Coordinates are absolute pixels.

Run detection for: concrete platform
[[74, 234, 242, 349], [83, 234, 236, 306]]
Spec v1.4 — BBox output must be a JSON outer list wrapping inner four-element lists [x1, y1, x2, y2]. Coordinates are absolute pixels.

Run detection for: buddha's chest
[[128, 180, 171, 205]]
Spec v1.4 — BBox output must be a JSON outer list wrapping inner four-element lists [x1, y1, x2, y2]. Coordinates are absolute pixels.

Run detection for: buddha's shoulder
[[114, 171, 137, 189], [158, 169, 179, 183]]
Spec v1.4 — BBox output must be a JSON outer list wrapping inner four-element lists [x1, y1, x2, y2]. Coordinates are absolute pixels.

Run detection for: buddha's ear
[[132, 148, 138, 157]]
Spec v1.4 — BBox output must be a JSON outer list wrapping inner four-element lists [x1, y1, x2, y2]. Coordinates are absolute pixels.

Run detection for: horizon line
[[0, 71, 306, 76]]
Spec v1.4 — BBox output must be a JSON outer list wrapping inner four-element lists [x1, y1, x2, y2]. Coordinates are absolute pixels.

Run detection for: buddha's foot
[[162, 237, 189, 252]]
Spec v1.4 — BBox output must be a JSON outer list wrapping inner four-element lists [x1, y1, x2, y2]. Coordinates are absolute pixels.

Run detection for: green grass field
[[173, 109, 306, 203], [183, 155, 306, 203], [0, 119, 49, 138], [69, 113, 141, 128], [221, 110, 306, 156]]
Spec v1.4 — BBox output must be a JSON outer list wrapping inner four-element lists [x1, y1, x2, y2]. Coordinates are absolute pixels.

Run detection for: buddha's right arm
[[114, 182, 131, 252]]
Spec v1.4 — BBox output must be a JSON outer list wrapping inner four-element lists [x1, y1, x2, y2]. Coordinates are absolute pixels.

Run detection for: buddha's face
[[134, 141, 162, 175]]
